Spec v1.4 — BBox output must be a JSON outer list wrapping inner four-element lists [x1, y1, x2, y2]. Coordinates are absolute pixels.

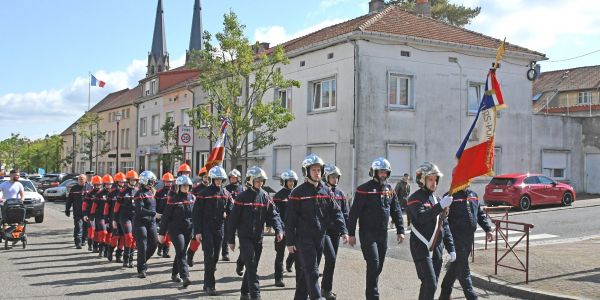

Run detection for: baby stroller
[[1, 198, 27, 250]]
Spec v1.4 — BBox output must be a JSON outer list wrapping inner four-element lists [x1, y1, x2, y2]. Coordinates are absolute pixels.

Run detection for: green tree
[[160, 117, 184, 174], [386, 0, 481, 27], [0, 133, 27, 171], [76, 112, 110, 172], [187, 11, 299, 169]]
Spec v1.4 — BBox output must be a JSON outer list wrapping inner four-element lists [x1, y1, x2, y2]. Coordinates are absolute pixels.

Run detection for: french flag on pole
[[90, 74, 106, 88], [204, 118, 229, 171], [450, 69, 506, 194]]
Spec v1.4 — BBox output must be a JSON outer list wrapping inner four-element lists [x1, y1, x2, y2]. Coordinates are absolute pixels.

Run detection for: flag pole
[[88, 71, 91, 111]]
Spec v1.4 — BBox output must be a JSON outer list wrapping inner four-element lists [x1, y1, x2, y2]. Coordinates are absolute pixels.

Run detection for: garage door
[[585, 154, 600, 194]]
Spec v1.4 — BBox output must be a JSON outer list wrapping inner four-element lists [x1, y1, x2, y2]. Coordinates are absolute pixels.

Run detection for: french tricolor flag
[[450, 69, 506, 194], [90, 74, 106, 88], [204, 118, 229, 170]]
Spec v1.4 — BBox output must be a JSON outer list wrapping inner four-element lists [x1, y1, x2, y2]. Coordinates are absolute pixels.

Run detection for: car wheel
[[561, 192, 573, 206], [519, 195, 531, 211], [35, 215, 44, 223]]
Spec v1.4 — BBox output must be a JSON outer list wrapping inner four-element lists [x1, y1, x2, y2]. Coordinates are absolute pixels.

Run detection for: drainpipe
[[186, 84, 196, 173], [350, 38, 360, 201]]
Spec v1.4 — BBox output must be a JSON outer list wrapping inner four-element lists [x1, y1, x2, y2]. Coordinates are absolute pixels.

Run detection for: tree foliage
[[160, 117, 184, 174], [76, 112, 110, 172], [187, 11, 300, 169], [387, 0, 481, 27], [0, 133, 64, 174]]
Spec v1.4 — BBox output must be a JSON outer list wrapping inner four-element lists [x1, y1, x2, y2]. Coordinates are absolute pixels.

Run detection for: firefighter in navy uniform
[[83, 175, 103, 252], [134, 171, 159, 278], [271, 169, 298, 287], [156, 172, 174, 258], [109, 172, 127, 263], [114, 170, 140, 268], [90, 174, 113, 258], [65, 174, 91, 249], [193, 166, 233, 296], [159, 175, 195, 288], [318, 164, 349, 300], [186, 166, 208, 267], [286, 154, 349, 300], [227, 166, 284, 300], [347, 158, 405, 300], [222, 169, 242, 262], [439, 187, 493, 300], [407, 162, 455, 300]]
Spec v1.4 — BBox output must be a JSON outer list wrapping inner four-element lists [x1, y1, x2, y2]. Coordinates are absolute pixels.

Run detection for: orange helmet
[[114, 172, 126, 182], [91, 175, 103, 185], [102, 174, 114, 184], [199, 166, 207, 176], [162, 172, 175, 182], [126, 170, 139, 180], [178, 163, 192, 173]]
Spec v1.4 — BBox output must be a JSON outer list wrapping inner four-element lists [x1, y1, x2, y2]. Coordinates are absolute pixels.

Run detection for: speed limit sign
[[177, 126, 194, 146]]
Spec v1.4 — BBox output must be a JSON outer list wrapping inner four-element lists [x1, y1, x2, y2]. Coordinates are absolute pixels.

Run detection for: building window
[[145, 82, 151, 96], [542, 150, 569, 180], [106, 131, 112, 148], [166, 111, 174, 123], [306, 144, 336, 165], [276, 88, 292, 111], [125, 108, 130, 119], [121, 129, 126, 148], [181, 109, 191, 126], [387, 143, 414, 179], [107, 162, 115, 174], [273, 146, 291, 177], [388, 74, 412, 108], [121, 162, 134, 173], [151, 114, 160, 135], [140, 117, 147, 136], [311, 78, 336, 111], [151, 80, 157, 95], [196, 151, 209, 172], [112, 130, 116, 148], [468, 82, 484, 114], [578, 91, 591, 104]]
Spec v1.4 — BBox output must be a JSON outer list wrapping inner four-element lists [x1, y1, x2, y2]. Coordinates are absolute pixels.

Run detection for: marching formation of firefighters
[[64, 154, 493, 300]]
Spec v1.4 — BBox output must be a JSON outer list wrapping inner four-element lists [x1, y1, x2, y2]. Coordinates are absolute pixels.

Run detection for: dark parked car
[[484, 173, 576, 211]]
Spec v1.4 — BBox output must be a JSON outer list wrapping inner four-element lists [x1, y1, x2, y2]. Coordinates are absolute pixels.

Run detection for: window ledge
[[387, 106, 415, 112], [308, 108, 337, 115]]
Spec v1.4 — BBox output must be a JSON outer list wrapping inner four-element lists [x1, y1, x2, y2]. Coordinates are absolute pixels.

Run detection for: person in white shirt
[[0, 169, 25, 203]]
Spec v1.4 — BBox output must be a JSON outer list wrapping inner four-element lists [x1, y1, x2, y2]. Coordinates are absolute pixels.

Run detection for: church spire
[[186, 0, 203, 64], [147, 0, 169, 77]]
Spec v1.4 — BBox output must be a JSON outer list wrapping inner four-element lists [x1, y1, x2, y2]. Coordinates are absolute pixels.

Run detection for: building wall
[[558, 90, 600, 107], [96, 105, 137, 174], [137, 88, 194, 176]]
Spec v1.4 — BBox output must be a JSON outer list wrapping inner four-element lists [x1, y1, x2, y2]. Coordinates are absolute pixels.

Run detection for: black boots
[[88, 239, 93, 251], [115, 248, 123, 263], [97, 243, 104, 258], [123, 248, 134, 268], [92, 241, 99, 253], [157, 244, 163, 257], [128, 248, 134, 268], [186, 249, 195, 267], [162, 244, 170, 258], [107, 246, 114, 262]]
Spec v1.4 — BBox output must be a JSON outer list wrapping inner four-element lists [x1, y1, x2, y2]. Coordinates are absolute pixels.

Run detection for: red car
[[484, 173, 576, 211]]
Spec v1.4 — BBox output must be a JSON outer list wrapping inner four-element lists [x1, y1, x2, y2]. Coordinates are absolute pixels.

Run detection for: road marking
[[474, 233, 558, 244]]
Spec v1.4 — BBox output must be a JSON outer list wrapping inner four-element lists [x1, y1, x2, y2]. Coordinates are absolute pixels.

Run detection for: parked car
[[43, 179, 77, 201], [0, 178, 45, 223], [28, 174, 43, 182], [37, 173, 79, 193], [484, 173, 576, 211]]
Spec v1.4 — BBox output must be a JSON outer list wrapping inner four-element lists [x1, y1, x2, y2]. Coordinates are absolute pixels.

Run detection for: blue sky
[[1, 0, 599, 140]]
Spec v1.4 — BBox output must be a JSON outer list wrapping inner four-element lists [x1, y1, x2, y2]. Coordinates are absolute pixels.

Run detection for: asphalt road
[[0, 201, 518, 299]]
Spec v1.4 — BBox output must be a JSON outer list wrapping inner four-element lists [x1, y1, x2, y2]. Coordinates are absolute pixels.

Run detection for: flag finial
[[493, 38, 506, 69]]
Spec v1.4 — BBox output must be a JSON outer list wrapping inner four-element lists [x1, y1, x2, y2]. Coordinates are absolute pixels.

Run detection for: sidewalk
[[470, 237, 600, 300]]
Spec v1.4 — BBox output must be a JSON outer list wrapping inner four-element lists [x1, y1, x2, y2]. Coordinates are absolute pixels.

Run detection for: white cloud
[[320, 0, 350, 9], [254, 18, 348, 46]]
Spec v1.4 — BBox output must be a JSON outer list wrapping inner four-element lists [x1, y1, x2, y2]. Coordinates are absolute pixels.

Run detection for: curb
[[471, 272, 586, 300]]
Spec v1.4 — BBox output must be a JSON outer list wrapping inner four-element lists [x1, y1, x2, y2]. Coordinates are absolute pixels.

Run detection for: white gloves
[[448, 251, 457, 262], [440, 195, 453, 208]]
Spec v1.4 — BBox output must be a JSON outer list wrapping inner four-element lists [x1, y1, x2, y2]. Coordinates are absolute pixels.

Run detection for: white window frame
[[120, 161, 134, 173], [107, 162, 115, 175], [166, 111, 174, 123], [542, 149, 570, 180], [387, 73, 414, 109], [310, 77, 337, 112], [272, 145, 292, 178], [578, 91, 591, 104], [467, 81, 485, 115], [140, 117, 147, 137], [151, 114, 160, 136], [150, 79, 157, 95], [181, 109, 191, 126], [386, 143, 415, 179], [276, 87, 292, 111]]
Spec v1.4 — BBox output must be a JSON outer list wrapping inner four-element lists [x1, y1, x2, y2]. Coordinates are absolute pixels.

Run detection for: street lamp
[[72, 127, 77, 173], [115, 111, 122, 173], [44, 134, 49, 172]]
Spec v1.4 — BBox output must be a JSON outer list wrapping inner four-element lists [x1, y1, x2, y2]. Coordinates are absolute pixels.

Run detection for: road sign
[[177, 125, 194, 147]]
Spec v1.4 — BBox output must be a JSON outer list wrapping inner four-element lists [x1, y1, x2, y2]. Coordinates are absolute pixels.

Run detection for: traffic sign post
[[177, 126, 194, 164]]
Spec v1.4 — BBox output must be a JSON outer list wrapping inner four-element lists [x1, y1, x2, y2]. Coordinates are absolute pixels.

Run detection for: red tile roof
[[533, 65, 600, 95], [267, 6, 543, 57]]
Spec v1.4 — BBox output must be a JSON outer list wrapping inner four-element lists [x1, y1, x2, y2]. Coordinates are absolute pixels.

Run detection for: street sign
[[177, 125, 194, 147]]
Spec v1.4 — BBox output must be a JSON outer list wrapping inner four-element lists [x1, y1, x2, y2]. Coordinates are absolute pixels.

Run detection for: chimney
[[415, 0, 431, 17], [369, 0, 385, 14], [253, 42, 270, 54]]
